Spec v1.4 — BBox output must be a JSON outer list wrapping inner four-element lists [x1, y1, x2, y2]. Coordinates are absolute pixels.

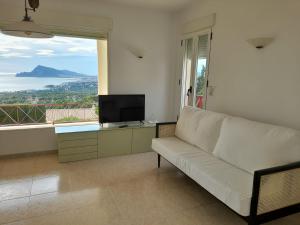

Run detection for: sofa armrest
[[249, 161, 300, 224], [156, 122, 177, 138]]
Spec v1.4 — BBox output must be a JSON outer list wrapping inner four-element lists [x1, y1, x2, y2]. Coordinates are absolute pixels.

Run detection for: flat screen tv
[[99, 95, 145, 123]]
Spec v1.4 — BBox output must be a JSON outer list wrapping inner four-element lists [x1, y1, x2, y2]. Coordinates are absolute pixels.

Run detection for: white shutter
[[197, 34, 209, 59]]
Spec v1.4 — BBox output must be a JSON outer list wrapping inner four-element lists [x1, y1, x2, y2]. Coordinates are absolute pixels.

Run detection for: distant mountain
[[16, 65, 87, 78]]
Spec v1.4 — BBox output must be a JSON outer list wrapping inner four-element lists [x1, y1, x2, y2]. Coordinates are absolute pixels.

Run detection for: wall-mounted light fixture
[[1, 0, 53, 38], [126, 45, 144, 59], [247, 37, 274, 49]]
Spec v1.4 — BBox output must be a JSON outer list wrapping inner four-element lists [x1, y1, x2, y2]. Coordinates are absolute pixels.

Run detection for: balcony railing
[[0, 103, 98, 126]]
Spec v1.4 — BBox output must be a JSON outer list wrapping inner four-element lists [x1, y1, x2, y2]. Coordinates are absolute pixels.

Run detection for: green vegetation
[[0, 81, 98, 106], [54, 116, 82, 123], [0, 80, 98, 125], [196, 65, 206, 96]]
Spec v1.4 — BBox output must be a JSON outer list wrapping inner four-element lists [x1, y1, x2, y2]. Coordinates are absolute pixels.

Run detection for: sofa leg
[[157, 154, 161, 168], [248, 218, 258, 225], [248, 222, 258, 225]]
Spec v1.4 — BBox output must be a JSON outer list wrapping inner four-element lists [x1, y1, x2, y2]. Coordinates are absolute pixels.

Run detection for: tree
[[196, 65, 206, 96]]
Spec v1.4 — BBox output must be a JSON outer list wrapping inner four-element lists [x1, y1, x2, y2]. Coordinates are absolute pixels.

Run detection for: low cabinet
[[56, 124, 156, 162]]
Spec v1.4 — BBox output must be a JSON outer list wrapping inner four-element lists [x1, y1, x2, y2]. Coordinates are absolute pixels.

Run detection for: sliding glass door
[[181, 31, 211, 109]]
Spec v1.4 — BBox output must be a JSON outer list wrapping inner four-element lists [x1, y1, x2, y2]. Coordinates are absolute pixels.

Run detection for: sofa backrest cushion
[[175, 107, 201, 145], [175, 107, 227, 153], [213, 117, 300, 174]]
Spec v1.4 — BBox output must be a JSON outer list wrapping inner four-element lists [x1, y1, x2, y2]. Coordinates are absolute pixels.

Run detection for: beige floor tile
[[32, 154, 65, 179], [22, 205, 128, 225], [109, 175, 199, 225], [31, 175, 70, 195], [265, 213, 300, 225], [71, 186, 112, 208], [98, 153, 176, 185], [181, 202, 246, 225], [68, 169, 103, 191], [142, 209, 201, 225], [2, 221, 27, 225], [0, 157, 35, 184], [15, 210, 76, 225], [0, 152, 299, 225], [0, 179, 32, 201], [27, 192, 74, 218], [0, 161, 3, 175], [70, 203, 123, 225], [0, 197, 29, 224]]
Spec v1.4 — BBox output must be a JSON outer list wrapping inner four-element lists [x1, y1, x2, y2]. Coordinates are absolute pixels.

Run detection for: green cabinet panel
[[59, 145, 97, 156], [58, 132, 97, 141], [58, 139, 97, 149], [57, 131, 98, 162], [98, 129, 132, 157], [59, 152, 98, 163], [132, 127, 155, 153]]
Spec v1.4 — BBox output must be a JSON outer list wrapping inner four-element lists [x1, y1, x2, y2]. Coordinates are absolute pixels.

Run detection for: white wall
[[103, 4, 174, 122], [0, 2, 175, 155], [0, 125, 57, 156], [174, 0, 300, 130]]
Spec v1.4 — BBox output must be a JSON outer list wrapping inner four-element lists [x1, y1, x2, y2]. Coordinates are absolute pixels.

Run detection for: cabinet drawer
[[59, 145, 97, 156], [58, 138, 97, 149], [59, 152, 97, 163], [58, 132, 97, 141]]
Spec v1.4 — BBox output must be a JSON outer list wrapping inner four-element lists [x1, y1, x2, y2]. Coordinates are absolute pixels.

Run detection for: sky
[[0, 33, 98, 76]]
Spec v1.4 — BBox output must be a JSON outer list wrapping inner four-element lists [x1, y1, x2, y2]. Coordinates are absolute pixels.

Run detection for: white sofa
[[152, 107, 300, 225]]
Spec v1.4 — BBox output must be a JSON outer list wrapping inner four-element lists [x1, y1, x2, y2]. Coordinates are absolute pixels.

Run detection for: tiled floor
[[0, 152, 299, 225]]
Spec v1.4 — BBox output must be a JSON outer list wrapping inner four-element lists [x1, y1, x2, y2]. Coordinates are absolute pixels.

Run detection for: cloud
[[0, 48, 9, 52], [36, 49, 55, 56], [1, 52, 31, 58], [0, 33, 97, 59], [0, 45, 30, 52], [0, 72, 16, 75], [68, 46, 97, 53]]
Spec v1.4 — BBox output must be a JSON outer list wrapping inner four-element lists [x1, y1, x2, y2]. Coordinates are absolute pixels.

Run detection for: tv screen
[[99, 95, 145, 123]]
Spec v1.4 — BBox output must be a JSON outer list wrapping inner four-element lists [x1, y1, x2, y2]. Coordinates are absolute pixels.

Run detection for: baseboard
[[0, 150, 58, 159]]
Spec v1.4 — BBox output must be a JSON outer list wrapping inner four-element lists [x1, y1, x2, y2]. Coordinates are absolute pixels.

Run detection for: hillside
[[16, 65, 87, 78]]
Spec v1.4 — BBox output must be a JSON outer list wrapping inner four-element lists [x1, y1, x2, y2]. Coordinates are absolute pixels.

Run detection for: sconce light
[[126, 45, 144, 59], [1, 0, 53, 38], [247, 37, 274, 49]]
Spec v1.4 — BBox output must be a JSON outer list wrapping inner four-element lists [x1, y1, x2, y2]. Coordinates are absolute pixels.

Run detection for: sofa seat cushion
[[152, 137, 202, 168], [213, 117, 300, 174], [178, 150, 254, 216], [152, 137, 253, 216]]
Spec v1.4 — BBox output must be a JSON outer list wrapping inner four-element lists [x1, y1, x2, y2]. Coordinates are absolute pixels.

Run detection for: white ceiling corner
[[1, 0, 196, 12]]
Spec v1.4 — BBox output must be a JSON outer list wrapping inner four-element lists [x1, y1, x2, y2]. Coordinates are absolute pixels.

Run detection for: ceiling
[[1, 0, 195, 12], [104, 0, 193, 11]]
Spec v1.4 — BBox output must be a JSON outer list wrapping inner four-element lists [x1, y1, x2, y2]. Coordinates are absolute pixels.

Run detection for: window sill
[[0, 124, 54, 131], [0, 122, 99, 131]]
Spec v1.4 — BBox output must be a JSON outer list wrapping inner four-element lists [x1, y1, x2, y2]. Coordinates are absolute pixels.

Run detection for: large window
[[181, 31, 211, 109], [0, 33, 103, 125]]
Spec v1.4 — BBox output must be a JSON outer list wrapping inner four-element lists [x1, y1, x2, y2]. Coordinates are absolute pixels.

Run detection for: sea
[[0, 74, 81, 92]]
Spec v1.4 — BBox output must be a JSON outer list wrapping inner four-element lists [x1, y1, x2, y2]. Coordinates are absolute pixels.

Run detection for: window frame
[[0, 31, 110, 126], [180, 28, 212, 110]]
